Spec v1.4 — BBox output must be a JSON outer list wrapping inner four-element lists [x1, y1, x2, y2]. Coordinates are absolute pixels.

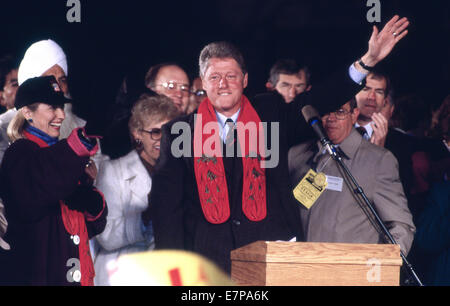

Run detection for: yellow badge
[[292, 169, 328, 209]]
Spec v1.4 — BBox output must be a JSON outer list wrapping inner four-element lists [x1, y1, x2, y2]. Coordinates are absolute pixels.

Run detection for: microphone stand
[[325, 144, 424, 286]]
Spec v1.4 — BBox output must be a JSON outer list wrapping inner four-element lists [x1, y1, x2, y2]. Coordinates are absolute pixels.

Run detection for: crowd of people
[[0, 14, 449, 286]]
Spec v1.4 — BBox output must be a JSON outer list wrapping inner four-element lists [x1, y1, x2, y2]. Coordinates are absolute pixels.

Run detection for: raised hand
[[360, 15, 410, 68]]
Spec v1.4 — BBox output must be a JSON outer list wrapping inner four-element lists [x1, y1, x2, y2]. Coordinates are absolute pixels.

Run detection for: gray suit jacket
[[288, 128, 415, 254]]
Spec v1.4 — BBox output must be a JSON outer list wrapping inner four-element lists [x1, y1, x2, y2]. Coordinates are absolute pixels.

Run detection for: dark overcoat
[[0, 136, 107, 285], [150, 66, 361, 273]]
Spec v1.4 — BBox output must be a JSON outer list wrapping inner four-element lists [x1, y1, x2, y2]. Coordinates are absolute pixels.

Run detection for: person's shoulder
[[288, 140, 316, 160], [2, 139, 38, 165], [252, 91, 284, 109], [361, 139, 398, 165], [161, 112, 196, 143], [429, 180, 450, 197], [361, 138, 389, 155], [164, 112, 195, 130], [100, 149, 139, 173], [7, 138, 38, 151], [386, 128, 416, 147]]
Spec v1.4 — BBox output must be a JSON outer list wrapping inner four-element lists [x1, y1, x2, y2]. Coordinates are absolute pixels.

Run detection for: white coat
[[93, 150, 154, 286]]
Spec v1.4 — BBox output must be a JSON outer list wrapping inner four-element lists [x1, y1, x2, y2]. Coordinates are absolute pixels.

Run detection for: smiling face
[[153, 65, 190, 113], [22, 103, 65, 138], [132, 119, 168, 166], [201, 57, 248, 117]]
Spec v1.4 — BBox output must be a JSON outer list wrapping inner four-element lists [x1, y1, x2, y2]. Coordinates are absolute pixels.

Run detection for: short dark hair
[[199, 41, 246, 77], [144, 62, 182, 90], [268, 59, 311, 86], [365, 70, 392, 98], [0, 54, 19, 88]]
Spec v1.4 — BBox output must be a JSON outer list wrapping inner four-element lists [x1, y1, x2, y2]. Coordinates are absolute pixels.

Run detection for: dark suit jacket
[[149, 66, 362, 273], [288, 129, 415, 254], [385, 128, 415, 199]]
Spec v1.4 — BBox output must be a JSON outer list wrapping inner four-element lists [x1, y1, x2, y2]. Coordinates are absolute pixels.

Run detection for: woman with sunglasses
[[93, 93, 179, 285]]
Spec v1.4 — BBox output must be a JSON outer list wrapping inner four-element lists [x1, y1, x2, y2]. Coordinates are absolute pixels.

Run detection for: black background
[[1, 0, 449, 135]]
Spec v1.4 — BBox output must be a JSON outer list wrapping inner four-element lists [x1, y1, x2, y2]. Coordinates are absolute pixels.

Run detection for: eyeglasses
[[140, 128, 162, 140], [158, 81, 190, 93], [323, 108, 351, 120], [191, 89, 206, 97]]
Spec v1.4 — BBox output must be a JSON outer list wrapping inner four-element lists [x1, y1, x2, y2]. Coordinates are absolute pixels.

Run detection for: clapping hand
[[370, 112, 388, 147]]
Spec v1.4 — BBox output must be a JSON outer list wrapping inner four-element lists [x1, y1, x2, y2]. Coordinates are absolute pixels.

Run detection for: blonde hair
[[128, 93, 180, 135], [7, 103, 39, 143]]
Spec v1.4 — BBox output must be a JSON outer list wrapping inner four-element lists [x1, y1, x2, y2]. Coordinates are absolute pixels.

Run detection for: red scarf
[[24, 131, 95, 286], [193, 96, 267, 224]]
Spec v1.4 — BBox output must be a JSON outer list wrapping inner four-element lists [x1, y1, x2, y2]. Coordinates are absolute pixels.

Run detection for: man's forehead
[[42, 64, 66, 77], [156, 65, 189, 83], [365, 75, 387, 89], [278, 72, 306, 83], [205, 57, 243, 73], [6, 69, 18, 81]]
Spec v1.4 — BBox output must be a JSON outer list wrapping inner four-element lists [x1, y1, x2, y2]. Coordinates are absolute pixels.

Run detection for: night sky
[[1, 0, 449, 134]]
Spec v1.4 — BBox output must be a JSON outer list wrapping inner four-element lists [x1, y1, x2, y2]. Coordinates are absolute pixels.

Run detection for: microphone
[[301, 105, 335, 156]]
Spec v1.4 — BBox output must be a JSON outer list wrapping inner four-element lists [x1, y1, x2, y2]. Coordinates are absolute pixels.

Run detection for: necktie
[[356, 126, 370, 140], [224, 118, 235, 145]]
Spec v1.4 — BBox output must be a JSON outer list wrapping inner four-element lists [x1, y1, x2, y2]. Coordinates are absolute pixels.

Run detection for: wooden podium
[[230, 241, 402, 286]]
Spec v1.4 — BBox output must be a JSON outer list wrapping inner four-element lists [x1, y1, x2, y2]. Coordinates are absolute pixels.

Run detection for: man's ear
[[351, 107, 360, 124], [389, 104, 395, 118], [265, 81, 274, 91], [306, 85, 312, 92], [243, 73, 248, 89]]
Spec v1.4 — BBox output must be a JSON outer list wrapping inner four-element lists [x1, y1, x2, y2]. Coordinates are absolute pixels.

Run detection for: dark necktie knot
[[356, 126, 369, 139]]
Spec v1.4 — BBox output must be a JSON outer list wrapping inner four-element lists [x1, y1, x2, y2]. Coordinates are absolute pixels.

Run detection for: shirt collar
[[315, 128, 362, 161], [338, 128, 363, 159], [215, 109, 240, 128], [355, 121, 374, 138]]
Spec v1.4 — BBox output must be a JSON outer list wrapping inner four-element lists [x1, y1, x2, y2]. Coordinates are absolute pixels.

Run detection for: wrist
[[360, 53, 377, 68]]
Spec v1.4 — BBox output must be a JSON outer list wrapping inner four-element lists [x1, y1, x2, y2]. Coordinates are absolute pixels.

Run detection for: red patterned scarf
[[24, 131, 95, 286], [193, 96, 267, 224]]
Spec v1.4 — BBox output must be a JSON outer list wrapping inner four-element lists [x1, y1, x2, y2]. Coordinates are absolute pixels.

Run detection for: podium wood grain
[[231, 241, 402, 286]]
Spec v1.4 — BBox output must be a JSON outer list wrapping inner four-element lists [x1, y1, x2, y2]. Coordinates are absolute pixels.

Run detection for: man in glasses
[[288, 99, 415, 255], [145, 63, 190, 114], [266, 59, 311, 103], [187, 76, 206, 113]]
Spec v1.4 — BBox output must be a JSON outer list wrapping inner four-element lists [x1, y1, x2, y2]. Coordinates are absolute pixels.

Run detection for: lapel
[[338, 128, 363, 161], [122, 150, 152, 207]]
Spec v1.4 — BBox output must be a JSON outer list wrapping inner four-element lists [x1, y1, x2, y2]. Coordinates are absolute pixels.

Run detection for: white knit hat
[[18, 39, 68, 85]]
